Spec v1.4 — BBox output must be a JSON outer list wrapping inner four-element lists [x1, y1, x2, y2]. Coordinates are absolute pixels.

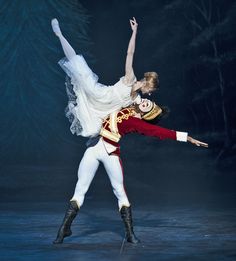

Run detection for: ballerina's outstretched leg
[[51, 18, 76, 61]]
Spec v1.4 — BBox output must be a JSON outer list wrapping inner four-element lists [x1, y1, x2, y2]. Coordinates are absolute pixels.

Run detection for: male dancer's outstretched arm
[[117, 115, 208, 147], [101, 100, 208, 149]]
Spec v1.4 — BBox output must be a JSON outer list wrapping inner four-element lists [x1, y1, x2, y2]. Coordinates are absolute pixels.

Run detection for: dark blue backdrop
[[0, 0, 235, 204]]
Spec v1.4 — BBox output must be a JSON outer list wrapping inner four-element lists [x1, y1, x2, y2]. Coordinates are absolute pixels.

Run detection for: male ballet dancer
[[53, 99, 208, 244]]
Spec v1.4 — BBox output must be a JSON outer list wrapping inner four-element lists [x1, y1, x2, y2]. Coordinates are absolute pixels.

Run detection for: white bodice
[[59, 55, 138, 137]]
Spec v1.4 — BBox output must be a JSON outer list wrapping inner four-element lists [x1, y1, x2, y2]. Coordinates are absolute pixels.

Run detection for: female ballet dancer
[[51, 17, 159, 137]]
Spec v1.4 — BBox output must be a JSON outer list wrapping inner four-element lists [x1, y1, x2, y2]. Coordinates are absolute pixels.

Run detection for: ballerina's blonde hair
[[143, 72, 159, 90]]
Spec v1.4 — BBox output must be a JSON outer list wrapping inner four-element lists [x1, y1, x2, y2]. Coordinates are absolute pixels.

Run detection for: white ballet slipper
[[51, 18, 62, 36]]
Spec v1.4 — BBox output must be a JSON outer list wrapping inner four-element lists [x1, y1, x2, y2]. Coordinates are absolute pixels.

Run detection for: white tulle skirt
[[59, 55, 135, 137]]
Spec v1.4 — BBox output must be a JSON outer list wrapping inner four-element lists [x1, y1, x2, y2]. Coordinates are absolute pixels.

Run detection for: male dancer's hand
[[187, 136, 208, 148]]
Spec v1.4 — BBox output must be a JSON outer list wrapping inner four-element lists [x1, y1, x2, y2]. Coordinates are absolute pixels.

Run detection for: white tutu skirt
[[59, 55, 135, 137]]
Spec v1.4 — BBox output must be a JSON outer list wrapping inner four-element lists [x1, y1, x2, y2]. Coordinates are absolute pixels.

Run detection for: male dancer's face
[[138, 99, 153, 113]]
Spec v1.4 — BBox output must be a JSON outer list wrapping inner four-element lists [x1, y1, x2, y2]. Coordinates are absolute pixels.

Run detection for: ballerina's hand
[[187, 136, 208, 148], [130, 17, 138, 31]]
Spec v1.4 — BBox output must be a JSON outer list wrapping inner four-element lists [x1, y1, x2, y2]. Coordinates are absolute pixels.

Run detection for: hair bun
[[143, 72, 159, 89]]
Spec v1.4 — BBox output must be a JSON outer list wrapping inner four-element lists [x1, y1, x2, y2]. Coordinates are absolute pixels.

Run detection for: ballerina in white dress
[[51, 18, 159, 137]]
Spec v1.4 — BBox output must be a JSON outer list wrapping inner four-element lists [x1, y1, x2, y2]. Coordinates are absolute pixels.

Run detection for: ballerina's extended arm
[[124, 17, 138, 85], [51, 18, 76, 61]]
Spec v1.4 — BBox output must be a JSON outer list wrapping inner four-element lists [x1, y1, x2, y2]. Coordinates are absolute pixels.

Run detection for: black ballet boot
[[120, 205, 140, 244], [53, 200, 79, 244]]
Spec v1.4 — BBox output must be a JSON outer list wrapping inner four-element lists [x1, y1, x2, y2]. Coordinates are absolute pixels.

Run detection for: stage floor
[[0, 202, 236, 261]]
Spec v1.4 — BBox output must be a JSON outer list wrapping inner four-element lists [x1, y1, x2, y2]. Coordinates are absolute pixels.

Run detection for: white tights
[[52, 18, 76, 60], [71, 139, 130, 209]]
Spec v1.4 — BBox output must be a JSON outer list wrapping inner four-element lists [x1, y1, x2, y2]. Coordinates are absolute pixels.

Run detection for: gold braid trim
[[100, 129, 121, 143], [110, 111, 119, 134], [115, 108, 136, 124], [100, 108, 136, 142]]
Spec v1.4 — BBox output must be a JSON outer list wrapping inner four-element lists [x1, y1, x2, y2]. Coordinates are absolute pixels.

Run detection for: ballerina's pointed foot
[[51, 18, 62, 37]]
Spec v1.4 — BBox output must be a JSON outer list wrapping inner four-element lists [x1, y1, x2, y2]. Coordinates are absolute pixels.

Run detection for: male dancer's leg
[[102, 153, 140, 244], [53, 146, 99, 244], [102, 154, 130, 210], [71, 146, 100, 208]]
